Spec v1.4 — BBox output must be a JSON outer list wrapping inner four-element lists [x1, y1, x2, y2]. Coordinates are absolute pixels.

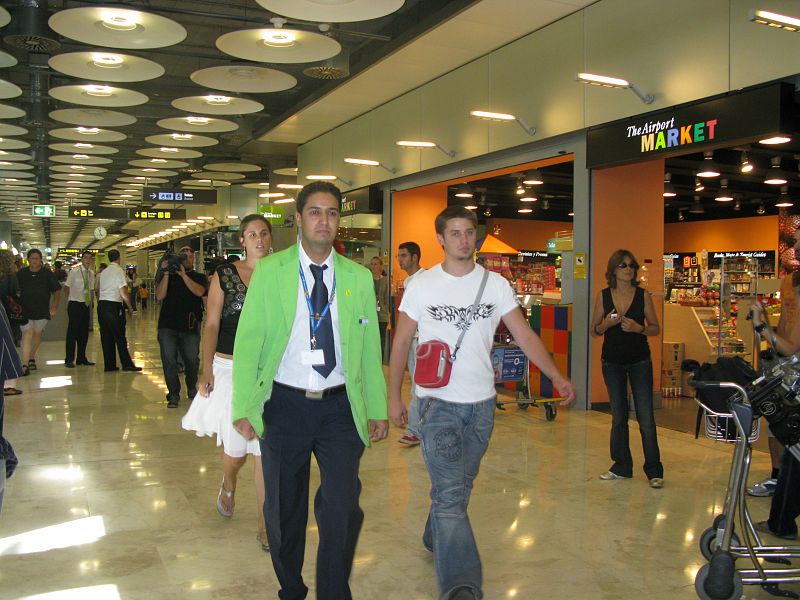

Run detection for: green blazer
[[232, 244, 388, 445]]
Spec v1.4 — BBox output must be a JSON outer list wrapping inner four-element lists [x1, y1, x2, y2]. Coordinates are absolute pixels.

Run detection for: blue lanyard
[[299, 263, 336, 342]]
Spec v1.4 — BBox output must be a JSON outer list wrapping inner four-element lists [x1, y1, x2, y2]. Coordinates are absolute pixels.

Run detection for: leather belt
[[273, 380, 346, 400]]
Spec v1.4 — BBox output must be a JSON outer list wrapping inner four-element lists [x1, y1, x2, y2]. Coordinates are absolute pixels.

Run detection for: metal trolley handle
[[689, 380, 754, 440]]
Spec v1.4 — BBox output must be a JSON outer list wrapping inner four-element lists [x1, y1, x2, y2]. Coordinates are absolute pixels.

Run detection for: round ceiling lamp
[[0, 6, 9, 28], [204, 162, 261, 173], [273, 167, 297, 176], [0, 50, 16, 69], [181, 178, 230, 188], [48, 7, 187, 50], [171, 94, 263, 116], [0, 103, 25, 119], [51, 180, 99, 188], [49, 108, 136, 127], [49, 84, 148, 107], [51, 165, 107, 174], [0, 170, 34, 178], [128, 158, 188, 169], [156, 115, 239, 134], [118, 176, 168, 184], [49, 154, 112, 165], [144, 133, 218, 148], [255, 0, 404, 22], [0, 124, 28, 136], [191, 171, 245, 181], [216, 20, 341, 64], [49, 51, 164, 82], [0, 163, 33, 171], [136, 147, 203, 159], [123, 168, 178, 177], [49, 143, 118, 155], [0, 138, 29, 150], [0, 79, 22, 100], [48, 127, 125, 143], [243, 182, 271, 189], [0, 151, 32, 161], [190, 65, 296, 93], [51, 173, 103, 181]]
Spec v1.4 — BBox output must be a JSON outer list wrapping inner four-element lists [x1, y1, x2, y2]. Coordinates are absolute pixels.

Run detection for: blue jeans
[[601, 359, 663, 479], [157, 329, 199, 402], [420, 396, 495, 600]]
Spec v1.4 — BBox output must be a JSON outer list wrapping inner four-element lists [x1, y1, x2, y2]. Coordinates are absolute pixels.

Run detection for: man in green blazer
[[232, 181, 388, 600]]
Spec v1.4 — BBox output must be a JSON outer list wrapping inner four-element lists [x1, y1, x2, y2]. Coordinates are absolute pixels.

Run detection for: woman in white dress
[[182, 214, 272, 551]]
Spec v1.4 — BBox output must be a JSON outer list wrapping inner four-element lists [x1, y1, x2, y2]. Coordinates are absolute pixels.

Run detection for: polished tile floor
[[0, 309, 792, 599]]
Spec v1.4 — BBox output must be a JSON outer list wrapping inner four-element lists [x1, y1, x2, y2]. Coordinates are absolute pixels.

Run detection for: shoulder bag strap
[[450, 268, 490, 362]]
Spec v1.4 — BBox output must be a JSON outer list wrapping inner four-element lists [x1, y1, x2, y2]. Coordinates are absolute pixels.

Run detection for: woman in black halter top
[[591, 249, 664, 488], [182, 214, 272, 551]]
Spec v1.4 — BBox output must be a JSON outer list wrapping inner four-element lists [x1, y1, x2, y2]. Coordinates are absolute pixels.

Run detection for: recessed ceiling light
[[185, 116, 210, 125], [306, 174, 337, 180], [227, 215, 239, 219], [92, 53, 124, 68], [171, 133, 192, 140], [84, 85, 113, 97], [517, 207, 533, 214], [205, 95, 231, 105], [259, 192, 285, 198], [261, 30, 297, 47], [100, 10, 139, 31], [74, 143, 93, 149], [760, 136, 792, 145], [142, 168, 158, 173], [76, 127, 100, 135], [159, 147, 179, 153], [277, 183, 303, 189], [520, 196, 537, 202]]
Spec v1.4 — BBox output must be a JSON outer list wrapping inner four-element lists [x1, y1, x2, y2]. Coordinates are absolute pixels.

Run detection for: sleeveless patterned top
[[216, 263, 248, 354]]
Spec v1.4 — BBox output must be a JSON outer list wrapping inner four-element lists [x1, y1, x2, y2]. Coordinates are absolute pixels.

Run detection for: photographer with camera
[[155, 245, 207, 408]]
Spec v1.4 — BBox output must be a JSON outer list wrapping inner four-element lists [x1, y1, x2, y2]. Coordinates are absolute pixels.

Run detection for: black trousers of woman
[[602, 358, 664, 479]]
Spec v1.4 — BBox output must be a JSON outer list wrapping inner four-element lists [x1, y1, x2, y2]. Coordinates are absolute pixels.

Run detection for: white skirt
[[181, 355, 261, 457]]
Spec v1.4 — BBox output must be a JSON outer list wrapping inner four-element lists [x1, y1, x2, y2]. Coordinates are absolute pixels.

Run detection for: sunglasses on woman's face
[[617, 262, 635, 269]]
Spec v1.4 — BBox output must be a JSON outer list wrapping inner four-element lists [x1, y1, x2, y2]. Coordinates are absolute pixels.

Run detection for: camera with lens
[[160, 250, 184, 273]]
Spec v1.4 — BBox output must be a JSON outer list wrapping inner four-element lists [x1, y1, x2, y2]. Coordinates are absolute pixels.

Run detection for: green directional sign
[[33, 204, 55, 217]]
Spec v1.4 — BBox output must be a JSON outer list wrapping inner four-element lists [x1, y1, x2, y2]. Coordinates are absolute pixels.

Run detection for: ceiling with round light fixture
[[0, 0, 466, 251], [255, 0, 404, 22]]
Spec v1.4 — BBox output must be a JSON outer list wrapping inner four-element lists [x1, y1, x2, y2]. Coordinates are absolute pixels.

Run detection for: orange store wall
[[592, 159, 665, 406], [391, 184, 448, 286], [485, 218, 572, 251], [664, 216, 778, 268]]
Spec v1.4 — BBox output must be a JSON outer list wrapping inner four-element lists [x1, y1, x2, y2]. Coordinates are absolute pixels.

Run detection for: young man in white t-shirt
[[397, 240, 424, 446], [388, 206, 575, 600]]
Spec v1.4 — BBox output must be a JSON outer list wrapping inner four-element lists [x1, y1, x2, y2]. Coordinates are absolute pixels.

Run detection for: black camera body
[[161, 251, 184, 273]]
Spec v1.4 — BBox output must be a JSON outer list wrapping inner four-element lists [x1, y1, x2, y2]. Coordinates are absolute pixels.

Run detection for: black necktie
[[309, 264, 335, 377]]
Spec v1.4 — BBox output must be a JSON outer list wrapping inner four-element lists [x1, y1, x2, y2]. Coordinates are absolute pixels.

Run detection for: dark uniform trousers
[[260, 384, 365, 600], [65, 301, 90, 363], [97, 300, 134, 370]]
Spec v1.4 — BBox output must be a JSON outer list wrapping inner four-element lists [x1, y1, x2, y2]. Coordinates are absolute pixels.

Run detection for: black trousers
[[97, 301, 134, 370], [65, 301, 90, 363], [260, 384, 365, 600], [768, 449, 800, 536]]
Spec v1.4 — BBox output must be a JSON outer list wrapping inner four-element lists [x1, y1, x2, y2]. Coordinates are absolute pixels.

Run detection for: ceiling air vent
[[4, 1, 60, 53], [303, 48, 349, 80]]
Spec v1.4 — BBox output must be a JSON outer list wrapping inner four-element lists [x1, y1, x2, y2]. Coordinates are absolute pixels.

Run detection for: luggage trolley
[[492, 341, 560, 420], [686, 351, 800, 600]]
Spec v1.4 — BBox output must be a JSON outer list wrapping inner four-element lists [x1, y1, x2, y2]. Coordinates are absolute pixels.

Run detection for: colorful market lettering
[[627, 117, 718, 153], [341, 197, 357, 213]]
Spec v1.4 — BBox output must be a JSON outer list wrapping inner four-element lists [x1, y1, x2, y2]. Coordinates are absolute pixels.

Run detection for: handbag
[[414, 269, 489, 388], [2, 277, 25, 325]]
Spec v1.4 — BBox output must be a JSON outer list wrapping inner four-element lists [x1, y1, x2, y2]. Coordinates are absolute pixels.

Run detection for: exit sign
[[33, 205, 55, 217]]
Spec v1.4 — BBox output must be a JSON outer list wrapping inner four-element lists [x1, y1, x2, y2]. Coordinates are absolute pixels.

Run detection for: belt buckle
[[305, 389, 324, 400]]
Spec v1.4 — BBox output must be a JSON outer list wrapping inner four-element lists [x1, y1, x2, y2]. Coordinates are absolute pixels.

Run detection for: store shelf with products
[[663, 304, 749, 366]]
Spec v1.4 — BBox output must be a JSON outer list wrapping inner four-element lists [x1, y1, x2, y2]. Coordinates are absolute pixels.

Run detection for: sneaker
[[399, 434, 420, 446], [167, 396, 179, 408], [754, 520, 798, 541], [599, 471, 631, 480], [649, 478, 664, 489], [448, 586, 478, 600], [747, 477, 778, 497]]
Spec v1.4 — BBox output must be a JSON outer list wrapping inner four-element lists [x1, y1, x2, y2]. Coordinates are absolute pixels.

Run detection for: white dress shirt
[[97, 262, 128, 303], [274, 244, 345, 391], [65, 265, 95, 303]]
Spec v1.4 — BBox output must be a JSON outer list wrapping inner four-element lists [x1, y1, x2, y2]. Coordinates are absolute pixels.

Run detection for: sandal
[[21, 365, 29, 377], [216, 478, 234, 518], [28, 359, 37, 371], [4, 388, 22, 395], [256, 533, 270, 553]]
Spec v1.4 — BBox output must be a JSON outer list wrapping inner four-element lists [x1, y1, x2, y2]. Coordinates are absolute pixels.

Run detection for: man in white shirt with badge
[[389, 206, 575, 600], [397, 241, 425, 447], [96, 249, 141, 373], [63, 250, 96, 368]]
